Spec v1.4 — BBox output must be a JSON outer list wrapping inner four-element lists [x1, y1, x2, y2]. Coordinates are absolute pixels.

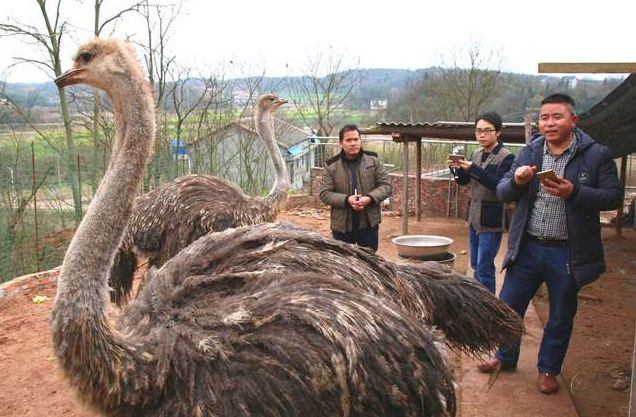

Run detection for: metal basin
[[392, 235, 453, 258], [398, 251, 456, 268]]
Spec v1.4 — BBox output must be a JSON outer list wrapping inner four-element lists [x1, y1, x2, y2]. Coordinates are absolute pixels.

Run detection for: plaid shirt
[[527, 134, 578, 240]]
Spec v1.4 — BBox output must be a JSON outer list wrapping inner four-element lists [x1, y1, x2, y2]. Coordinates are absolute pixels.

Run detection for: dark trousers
[[332, 225, 379, 252], [496, 238, 579, 375]]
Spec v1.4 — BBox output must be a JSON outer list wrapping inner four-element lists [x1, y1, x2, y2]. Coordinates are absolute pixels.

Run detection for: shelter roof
[[361, 122, 529, 143], [577, 73, 636, 158]]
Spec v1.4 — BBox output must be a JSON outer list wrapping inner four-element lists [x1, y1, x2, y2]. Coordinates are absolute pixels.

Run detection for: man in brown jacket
[[319, 124, 392, 252]]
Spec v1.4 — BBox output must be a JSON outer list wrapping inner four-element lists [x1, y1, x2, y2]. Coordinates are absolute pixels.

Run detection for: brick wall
[[305, 167, 470, 218]]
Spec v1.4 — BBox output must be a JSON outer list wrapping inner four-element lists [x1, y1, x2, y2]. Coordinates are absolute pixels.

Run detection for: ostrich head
[[56, 38, 153, 161], [56, 38, 145, 94], [256, 93, 288, 113]]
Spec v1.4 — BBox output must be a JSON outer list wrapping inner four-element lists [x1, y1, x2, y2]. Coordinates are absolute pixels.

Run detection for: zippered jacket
[[320, 149, 392, 233], [497, 129, 624, 287]]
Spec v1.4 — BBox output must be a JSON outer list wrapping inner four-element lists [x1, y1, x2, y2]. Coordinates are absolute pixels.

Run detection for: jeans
[[332, 225, 379, 252], [469, 224, 502, 294], [496, 238, 579, 375]]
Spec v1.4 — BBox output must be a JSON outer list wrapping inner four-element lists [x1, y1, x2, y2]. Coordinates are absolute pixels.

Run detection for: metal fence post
[[31, 142, 41, 272]]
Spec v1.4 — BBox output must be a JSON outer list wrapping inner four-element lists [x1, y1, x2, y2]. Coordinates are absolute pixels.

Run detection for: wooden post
[[31, 142, 41, 272], [415, 138, 422, 222], [616, 155, 627, 237], [402, 140, 409, 235], [77, 154, 83, 219], [524, 113, 534, 144], [630, 317, 636, 417]]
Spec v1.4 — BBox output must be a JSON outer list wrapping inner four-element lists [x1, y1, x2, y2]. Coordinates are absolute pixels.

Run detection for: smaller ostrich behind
[[110, 93, 289, 304]]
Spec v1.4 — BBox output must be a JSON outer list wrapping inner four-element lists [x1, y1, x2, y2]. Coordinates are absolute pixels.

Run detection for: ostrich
[[53, 38, 522, 417], [109, 93, 290, 304]]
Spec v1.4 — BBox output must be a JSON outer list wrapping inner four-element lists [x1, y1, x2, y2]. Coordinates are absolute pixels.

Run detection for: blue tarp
[[170, 139, 188, 155]]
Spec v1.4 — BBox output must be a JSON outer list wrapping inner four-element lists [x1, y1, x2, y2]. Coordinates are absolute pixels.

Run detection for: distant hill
[[1, 68, 624, 124]]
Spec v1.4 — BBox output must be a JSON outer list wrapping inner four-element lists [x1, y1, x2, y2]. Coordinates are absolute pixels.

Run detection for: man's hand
[[447, 159, 472, 170], [348, 195, 373, 211], [541, 177, 574, 198], [457, 159, 472, 170], [514, 165, 537, 186]]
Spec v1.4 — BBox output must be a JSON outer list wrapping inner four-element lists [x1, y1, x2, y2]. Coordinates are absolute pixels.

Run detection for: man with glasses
[[479, 93, 623, 395], [448, 111, 514, 294]]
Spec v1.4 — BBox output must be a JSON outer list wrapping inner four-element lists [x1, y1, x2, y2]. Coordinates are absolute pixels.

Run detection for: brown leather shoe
[[477, 357, 516, 373], [538, 373, 559, 394]]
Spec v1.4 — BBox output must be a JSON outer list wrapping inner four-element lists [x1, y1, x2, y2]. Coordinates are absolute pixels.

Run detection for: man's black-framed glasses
[[475, 128, 496, 135]]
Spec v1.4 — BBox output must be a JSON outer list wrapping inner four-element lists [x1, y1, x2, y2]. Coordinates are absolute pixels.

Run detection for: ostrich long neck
[[255, 108, 289, 209], [51, 73, 155, 394]]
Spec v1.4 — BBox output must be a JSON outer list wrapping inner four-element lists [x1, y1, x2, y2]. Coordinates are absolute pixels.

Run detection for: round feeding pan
[[391, 235, 453, 258]]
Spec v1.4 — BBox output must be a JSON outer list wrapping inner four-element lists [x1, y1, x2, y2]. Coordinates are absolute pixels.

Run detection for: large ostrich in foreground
[[109, 93, 290, 304], [53, 38, 521, 417]]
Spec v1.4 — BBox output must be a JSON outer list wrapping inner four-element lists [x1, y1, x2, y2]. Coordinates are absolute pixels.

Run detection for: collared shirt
[[344, 156, 361, 229], [527, 133, 578, 240]]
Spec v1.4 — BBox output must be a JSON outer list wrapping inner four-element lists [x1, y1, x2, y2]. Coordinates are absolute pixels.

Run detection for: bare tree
[[136, 0, 180, 188], [426, 40, 504, 121], [0, 0, 83, 224], [138, 0, 179, 110], [287, 47, 362, 136]]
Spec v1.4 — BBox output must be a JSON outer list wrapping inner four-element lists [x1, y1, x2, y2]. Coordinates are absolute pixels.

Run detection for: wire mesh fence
[[1, 136, 634, 283]]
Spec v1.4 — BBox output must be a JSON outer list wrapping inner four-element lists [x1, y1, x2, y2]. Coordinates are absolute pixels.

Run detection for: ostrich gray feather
[[127, 222, 522, 356]]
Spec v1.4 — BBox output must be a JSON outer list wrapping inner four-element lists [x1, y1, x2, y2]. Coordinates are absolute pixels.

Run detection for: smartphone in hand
[[537, 169, 558, 183]]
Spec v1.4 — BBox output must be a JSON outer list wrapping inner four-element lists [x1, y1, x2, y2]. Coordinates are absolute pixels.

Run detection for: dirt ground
[[0, 208, 633, 417]]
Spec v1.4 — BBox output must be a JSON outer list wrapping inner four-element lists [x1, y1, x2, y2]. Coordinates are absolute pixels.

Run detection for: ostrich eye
[[79, 51, 92, 63]]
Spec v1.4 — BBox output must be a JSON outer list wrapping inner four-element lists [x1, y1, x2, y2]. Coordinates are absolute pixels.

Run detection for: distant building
[[232, 90, 251, 105], [370, 98, 388, 110], [560, 76, 578, 89], [189, 116, 315, 193]]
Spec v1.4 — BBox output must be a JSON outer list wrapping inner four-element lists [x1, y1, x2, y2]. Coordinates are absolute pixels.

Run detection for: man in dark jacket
[[477, 93, 623, 395], [449, 111, 514, 294], [319, 124, 392, 252]]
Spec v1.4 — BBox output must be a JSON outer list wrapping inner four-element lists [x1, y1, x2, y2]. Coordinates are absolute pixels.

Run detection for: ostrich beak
[[276, 98, 288, 105], [55, 68, 86, 88]]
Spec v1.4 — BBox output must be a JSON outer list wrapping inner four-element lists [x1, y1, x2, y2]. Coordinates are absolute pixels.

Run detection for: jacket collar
[[339, 148, 364, 162]]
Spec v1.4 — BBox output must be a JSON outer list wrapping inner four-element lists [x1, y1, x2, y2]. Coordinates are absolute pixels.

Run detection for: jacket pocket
[[480, 200, 503, 228]]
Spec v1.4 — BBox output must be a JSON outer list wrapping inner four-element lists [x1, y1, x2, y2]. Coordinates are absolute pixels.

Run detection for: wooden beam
[[402, 141, 409, 235], [538, 62, 636, 73], [416, 140, 421, 222]]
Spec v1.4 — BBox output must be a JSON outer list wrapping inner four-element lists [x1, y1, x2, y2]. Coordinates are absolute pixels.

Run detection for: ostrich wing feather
[[132, 222, 522, 356]]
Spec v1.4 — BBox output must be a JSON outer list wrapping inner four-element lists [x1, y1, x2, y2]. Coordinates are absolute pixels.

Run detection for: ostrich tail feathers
[[396, 262, 523, 356]]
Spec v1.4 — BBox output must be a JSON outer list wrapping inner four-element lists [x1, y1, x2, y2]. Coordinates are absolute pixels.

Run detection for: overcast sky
[[2, 0, 634, 83]]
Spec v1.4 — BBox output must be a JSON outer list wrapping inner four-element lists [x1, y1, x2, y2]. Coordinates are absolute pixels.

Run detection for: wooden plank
[[416, 140, 422, 222], [538, 62, 636, 73], [402, 141, 409, 235], [630, 318, 636, 417]]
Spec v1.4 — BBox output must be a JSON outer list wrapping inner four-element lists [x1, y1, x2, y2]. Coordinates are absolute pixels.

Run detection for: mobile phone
[[448, 154, 465, 162], [537, 169, 558, 183]]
